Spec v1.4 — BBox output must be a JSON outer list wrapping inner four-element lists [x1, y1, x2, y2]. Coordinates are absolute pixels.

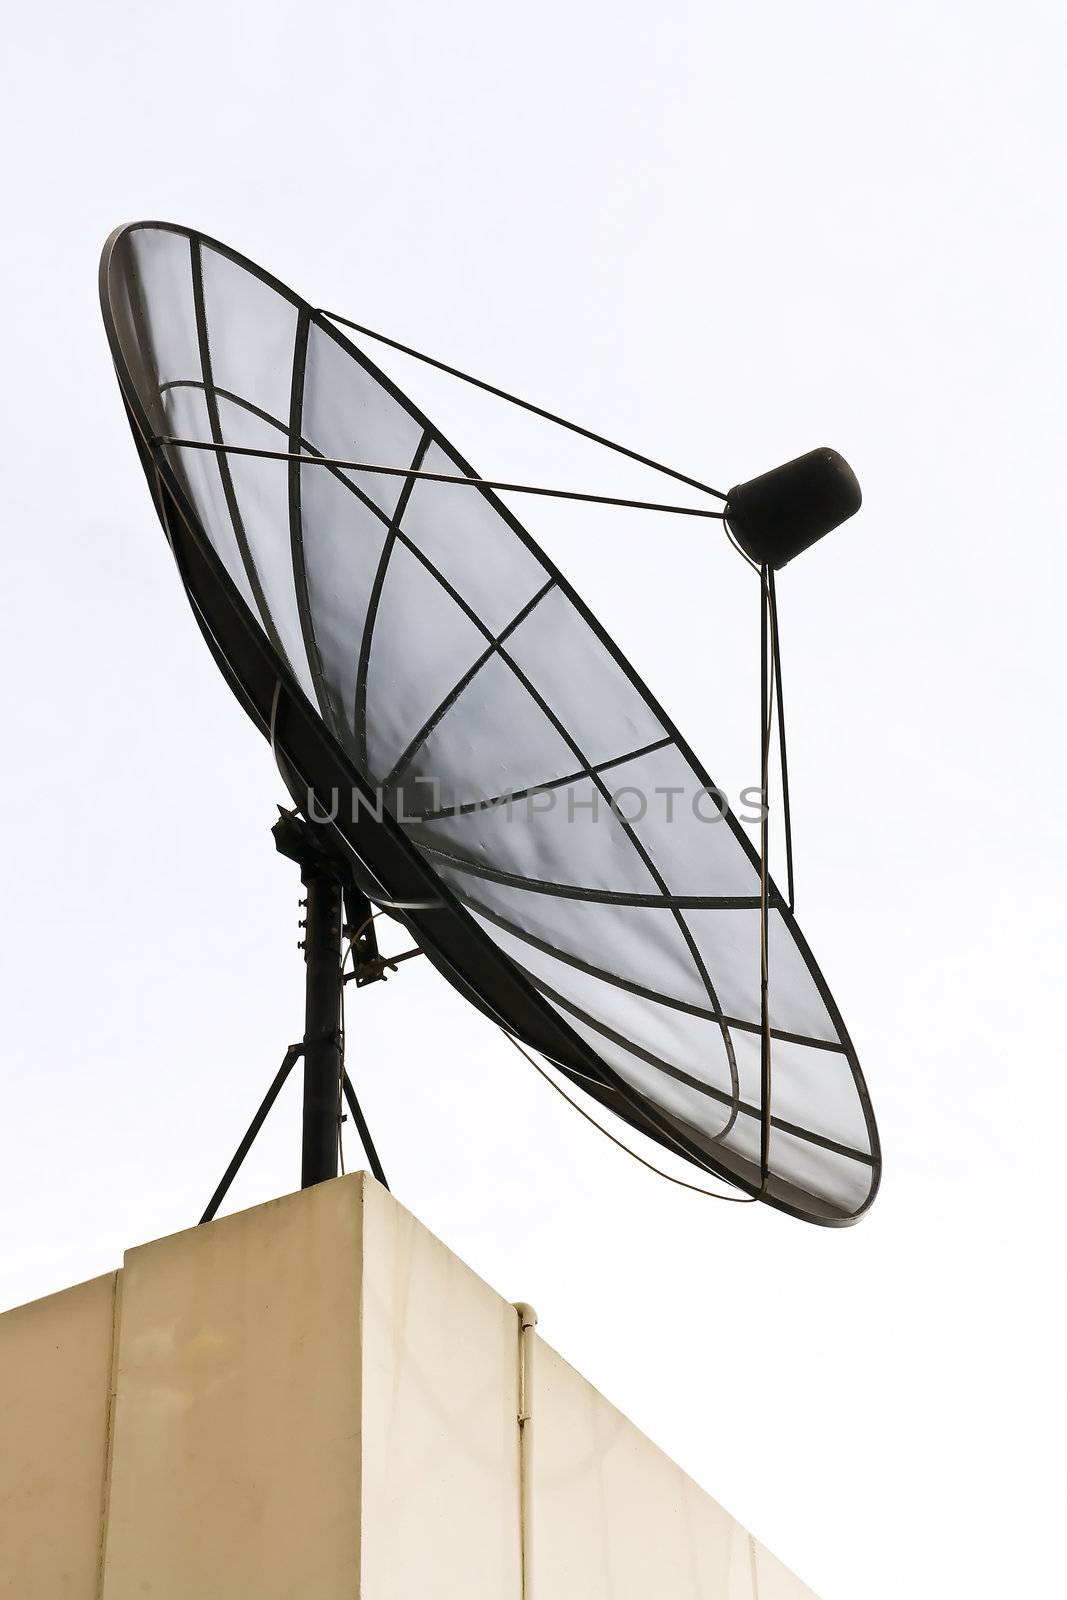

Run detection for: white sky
[[2, 3, 1064, 1595]]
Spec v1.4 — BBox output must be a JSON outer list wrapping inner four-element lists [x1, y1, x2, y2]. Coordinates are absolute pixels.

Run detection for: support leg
[[342, 1071, 390, 1189], [199, 1045, 304, 1224]]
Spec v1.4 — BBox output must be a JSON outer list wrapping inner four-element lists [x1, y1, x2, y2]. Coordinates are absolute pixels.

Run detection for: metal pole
[[759, 565, 772, 1188], [300, 863, 343, 1187]]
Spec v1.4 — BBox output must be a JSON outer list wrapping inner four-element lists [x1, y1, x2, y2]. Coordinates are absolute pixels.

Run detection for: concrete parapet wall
[[0, 1175, 816, 1599]]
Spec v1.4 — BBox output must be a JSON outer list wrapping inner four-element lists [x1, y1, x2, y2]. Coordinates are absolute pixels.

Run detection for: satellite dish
[[100, 221, 879, 1226]]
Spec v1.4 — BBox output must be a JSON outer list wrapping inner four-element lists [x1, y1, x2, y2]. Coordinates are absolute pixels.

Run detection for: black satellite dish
[[100, 221, 878, 1227]]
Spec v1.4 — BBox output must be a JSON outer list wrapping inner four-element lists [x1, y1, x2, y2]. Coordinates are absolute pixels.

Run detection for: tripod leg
[[199, 1045, 304, 1224], [342, 1070, 390, 1190]]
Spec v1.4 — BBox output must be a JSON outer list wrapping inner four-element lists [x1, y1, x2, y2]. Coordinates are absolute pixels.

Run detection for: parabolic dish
[[100, 221, 880, 1225]]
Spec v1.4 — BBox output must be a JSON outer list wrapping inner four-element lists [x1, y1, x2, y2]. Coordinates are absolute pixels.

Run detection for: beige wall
[[0, 1175, 817, 1599], [101, 1180, 364, 1600], [359, 1177, 522, 1599], [0, 1271, 117, 1599], [529, 1337, 817, 1600]]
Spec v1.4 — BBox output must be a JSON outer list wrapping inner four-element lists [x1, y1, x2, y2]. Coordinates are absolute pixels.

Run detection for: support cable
[[502, 1031, 758, 1204], [759, 566, 773, 1184], [766, 568, 795, 912], [153, 437, 726, 521], [314, 308, 729, 503]]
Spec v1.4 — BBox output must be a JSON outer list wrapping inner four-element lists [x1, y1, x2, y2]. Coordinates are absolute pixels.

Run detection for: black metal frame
[[101, 220, 880, 1227], [198, 1050, 389, 1225], [198, 812, 393, 1224]]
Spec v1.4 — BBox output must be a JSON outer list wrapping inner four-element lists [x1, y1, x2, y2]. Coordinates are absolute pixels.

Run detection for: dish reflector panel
[[101, 221, 879, 1225]]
